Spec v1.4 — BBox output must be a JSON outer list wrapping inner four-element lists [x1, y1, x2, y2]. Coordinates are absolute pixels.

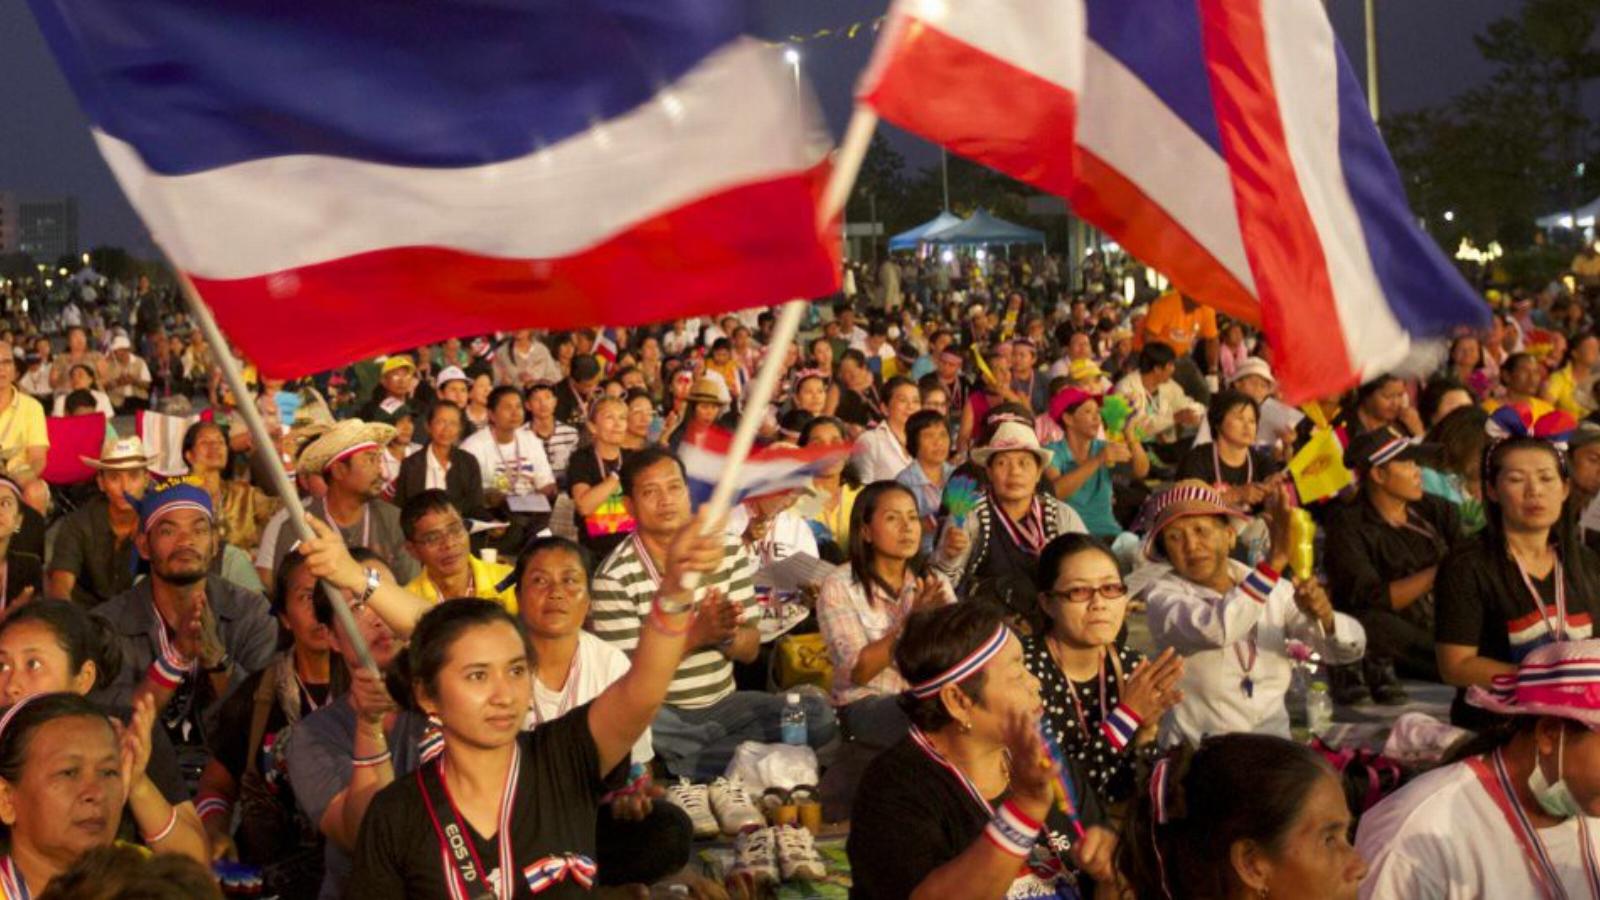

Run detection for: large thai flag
[[26, 1, 841, 378], [862, 0, 1488, 402], [679, 428, 853, 508], [859, 0, 1084, 199]]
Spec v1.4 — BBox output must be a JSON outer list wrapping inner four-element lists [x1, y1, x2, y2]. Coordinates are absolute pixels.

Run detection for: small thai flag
[[594, 328, 619, 366], [679, 427, 853, 509]]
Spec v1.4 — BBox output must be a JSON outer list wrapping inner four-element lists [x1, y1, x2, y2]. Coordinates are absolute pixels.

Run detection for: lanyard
[[292, 668, 326, 714], [153, 602, 192, 677], [417, 743, 522, 900], [1468, 750, 1600, 900], [991, 492, 1047, 556], [528, 651, 583, 727], [1046, 640, 1124, 744], [1234, 626, 1260, 698], [1211, 442, 1252, 488], [0, 856, 30, 900], [1514, 554, 1573, 643], [908, 725, 993, 815], [493, 437, 525, 494], [323, 502, 371, 550], [631, 533, 663, 588]]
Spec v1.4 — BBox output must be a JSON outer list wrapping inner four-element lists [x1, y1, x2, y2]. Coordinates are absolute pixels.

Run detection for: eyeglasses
[[1046, 583, 1129, 604], [412, 520, 467, 548]]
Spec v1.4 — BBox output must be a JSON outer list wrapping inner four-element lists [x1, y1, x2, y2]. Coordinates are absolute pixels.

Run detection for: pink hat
[[1468, 639, 1600, 730], [1048, 387, 1099, 424]]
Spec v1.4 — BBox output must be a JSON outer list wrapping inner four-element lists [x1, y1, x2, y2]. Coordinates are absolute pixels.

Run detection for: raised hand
[[1118, 648, 1185, 723]]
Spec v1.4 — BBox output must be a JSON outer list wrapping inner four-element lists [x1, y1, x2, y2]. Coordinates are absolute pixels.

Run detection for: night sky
[[0, 0, 1519, 252]]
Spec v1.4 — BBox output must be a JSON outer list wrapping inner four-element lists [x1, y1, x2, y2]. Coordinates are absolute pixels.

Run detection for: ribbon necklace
[[1467, 749, 1600, 900], [1210, 441, 1252, 489], [630, 533, 664, 588], [1045, 639, 1124, 744], [419, 743, 522, 900], [528, 649, 583, 727], [0, 856, 30, 900], [1513, 553, 1574, 643], [322, 500, 371, 550], [991, 492, 1047, 556]]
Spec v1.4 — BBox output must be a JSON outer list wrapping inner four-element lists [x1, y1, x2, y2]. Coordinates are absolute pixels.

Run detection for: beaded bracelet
[[983, 799, 1042, 858], [352, 750, 393, 769], [142, 806, 179, 844]]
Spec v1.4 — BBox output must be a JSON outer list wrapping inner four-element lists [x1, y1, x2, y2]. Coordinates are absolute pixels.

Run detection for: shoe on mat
[[708, 776, 766, 835], [663, 778, 719, 838], [773, 824, 827, 881], [729, 826, 780, 886], [1363, 657, 1410, 707], [1328, 663, 1371, 706]]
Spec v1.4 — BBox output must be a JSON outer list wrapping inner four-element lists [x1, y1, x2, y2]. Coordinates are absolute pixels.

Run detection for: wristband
[[983, 799, 1042, 858], [1239, 563, 1279, 605], [142, 806, 179, 844], [147, 656, 188, 691], [196, 794, 232, 822], [654, 591, 695, 617], [358, 567, 381, 605], [1100, 703, 1143, 752], [352, 750, 393, 769]]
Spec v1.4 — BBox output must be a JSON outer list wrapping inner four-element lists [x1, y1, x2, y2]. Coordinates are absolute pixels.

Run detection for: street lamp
[[1443, 210, 1455, 223], [81, 252, 90, 265], [783, 47, 801, 103]]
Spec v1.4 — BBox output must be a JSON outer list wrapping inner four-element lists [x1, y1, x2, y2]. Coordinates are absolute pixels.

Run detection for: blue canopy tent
[[922, 208, 1045, 247], [888, 211, 964, 251]]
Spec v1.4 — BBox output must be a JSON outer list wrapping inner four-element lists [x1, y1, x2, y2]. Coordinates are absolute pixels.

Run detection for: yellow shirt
[[405, 554, 519, 613], [0, 388, 48, 479], [1483, 395, 1557, 423], [1543, 365, 1595, 418]]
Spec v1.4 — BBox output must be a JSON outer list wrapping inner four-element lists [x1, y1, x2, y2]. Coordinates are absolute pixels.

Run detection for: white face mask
[[1528, 728, 1585, 819]]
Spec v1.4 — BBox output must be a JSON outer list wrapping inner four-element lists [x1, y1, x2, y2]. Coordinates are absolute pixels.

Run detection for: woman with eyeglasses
[[1024, 534, 1184, 807]]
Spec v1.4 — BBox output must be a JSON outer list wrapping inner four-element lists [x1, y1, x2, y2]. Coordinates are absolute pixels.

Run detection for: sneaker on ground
[[664, 778, 719, 838], [773, 824, 827, 881], [729, 826, 780, 886], [709, 777, 765, 835]]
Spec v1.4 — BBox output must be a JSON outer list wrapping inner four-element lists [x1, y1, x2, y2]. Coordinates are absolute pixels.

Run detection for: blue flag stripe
[[1086, 0, 1222, 155], [25, 0, 747, 175]]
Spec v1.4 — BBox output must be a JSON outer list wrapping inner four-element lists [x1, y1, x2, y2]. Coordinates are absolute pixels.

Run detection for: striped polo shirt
[[589, 533, 757, 709]]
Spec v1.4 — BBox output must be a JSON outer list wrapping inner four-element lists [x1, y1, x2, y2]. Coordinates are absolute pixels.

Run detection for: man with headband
[[92, 479, 279, 785]]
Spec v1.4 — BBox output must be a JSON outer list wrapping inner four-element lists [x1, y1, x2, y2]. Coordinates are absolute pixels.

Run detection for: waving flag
[[679, 428, 853, 508], [859, 0, 1085, 198], [26, 0, 841, 378], [860, 0, 1487, 402]]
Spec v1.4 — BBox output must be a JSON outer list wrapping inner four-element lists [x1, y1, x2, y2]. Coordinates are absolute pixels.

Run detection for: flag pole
[[696, 107, 879, 530], [172, 272, 380, 673]]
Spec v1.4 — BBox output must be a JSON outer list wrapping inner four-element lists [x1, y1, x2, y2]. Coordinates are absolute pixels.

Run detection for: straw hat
[[1137, 479, 1247, 561], [297, 419, 397, 475], [82, 436, 155, 471], [1468, 639, 1600, 730], [687, 376, 728, 406], [971, 421, 1051, 467]]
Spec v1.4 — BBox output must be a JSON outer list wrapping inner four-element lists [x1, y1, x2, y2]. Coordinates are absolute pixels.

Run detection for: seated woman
[[1024, 534, 1183, 807], [567, 395, 636, 562], [191, 551, 332, 890], [0, 600, 206, 866], [1358, 639, 1600, 898], [934, 420, 1086, 607], [1421, 404, 1487, 535], [0, 692, 209, 895], [51, 363, 115, 419], [1120, 733, 1367, 900], [339, 511, 717, 898], [1435, 434, 1600, 730], [1177, 389, 1283, 513], [793, 415, 861, 562], [818, 482, 954, 751], [895, 409, 954, 554], [1136, 481, 1366, 746], [1045, 387, 1149, 540], [846, 602, 1116, 900]]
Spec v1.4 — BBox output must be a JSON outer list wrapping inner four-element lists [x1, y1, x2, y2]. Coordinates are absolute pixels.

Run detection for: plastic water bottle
[[780, 692, 807, 746], [1306, 678, 1334, 736]]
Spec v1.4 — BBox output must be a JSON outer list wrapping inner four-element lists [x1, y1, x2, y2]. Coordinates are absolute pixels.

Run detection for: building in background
[[16, 196, 78, 262]]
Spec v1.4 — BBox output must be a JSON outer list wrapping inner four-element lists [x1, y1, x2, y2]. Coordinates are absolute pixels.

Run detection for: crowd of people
[[0, 249, 1593, 899]]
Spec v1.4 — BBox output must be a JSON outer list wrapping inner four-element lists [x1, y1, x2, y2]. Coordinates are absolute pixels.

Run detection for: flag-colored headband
[[907, 624, 1009, 699]]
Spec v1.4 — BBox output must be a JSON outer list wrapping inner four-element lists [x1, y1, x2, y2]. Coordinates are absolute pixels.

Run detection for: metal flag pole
[[173, 273, 379, 673], [696, 107, 879, 530]]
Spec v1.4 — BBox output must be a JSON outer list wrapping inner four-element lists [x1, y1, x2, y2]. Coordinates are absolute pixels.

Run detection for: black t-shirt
[[847, 734, 1104, 900], [1325, 494, 1460, 618], [835, 386, 883, 430], [1435, 534, 1600, 727], [564, 448, 636, 561], [349, 703, 625, 900], [553, 380, 589, 429], [1175, 443, 1280, 489]]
